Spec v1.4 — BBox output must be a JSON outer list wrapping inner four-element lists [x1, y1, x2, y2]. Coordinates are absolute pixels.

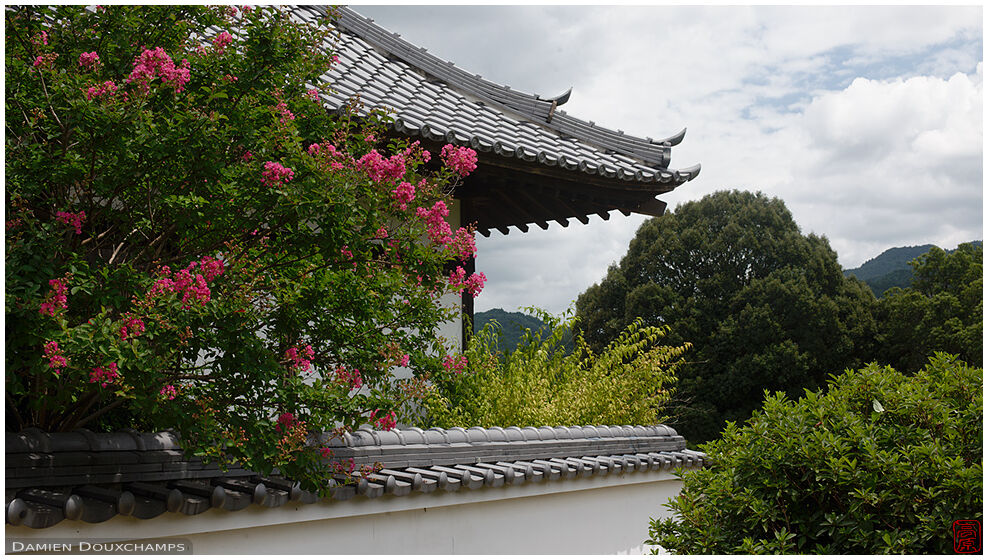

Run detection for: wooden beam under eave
[[514, 189, 568, 231], [490, 190, 531, 233], [550, 195, 590, 225]]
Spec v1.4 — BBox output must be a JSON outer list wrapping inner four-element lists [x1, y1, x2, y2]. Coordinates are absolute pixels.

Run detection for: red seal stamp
[[953, 520, 982, 554]]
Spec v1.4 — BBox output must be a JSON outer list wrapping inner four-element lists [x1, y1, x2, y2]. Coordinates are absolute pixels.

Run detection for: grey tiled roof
[[6, 425, 706, 529], [285, 6, 699, 235]]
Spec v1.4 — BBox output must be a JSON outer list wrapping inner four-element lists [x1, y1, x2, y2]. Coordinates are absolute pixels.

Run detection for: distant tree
[[647, 354, 982, 554], [576, 190, 878, 443], [876, 243, 982, 372]]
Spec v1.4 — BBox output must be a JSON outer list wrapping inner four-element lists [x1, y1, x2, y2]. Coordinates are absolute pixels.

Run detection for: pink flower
[[276, 412, 297, 432], [55, 210, 86, 234], [84, 80, 118, 101], [212, 31, 233, 54], [440, 144, 478, 177], [357, 150, 406, 184], [447, 267, 486, 298], [199, 256, 225, 281], [126, 47, 191, 94], [391, 181, 416, 211], [285, 344, 315, 372], [305, 88, 320, 101], [119, 315, 146, 341], [43, 341, 68, 374], [274, 101, 294, 124], [241, 151, 253, 161], [399, 354, 410, 368], [39, 278, 69, 317], [89, 362, 120, 388], [222, 73, 239, 82], [416, 201, 453, 245], [78, 51, 100, 69], [159, 385, 178, 400], [335, 366, 363, 391], [32, 53, 57, 69], [447, 227, 477, 260], [260, 161, 294, 187], [442, 355, 468, 375], [369, 410, 397, 431]]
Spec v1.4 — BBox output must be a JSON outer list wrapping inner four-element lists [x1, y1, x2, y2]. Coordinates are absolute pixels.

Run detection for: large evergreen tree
[[576, 190, 877, 443]]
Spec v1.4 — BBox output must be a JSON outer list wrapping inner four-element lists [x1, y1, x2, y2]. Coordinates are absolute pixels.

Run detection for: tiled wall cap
[[350, 429, 376, 447], [553, 426, 573, 439], [399, 427, 426, 445], [423, 427, 449, 444], [503, 427, 526, 442], [375, 430, 402, 446], [487, 427, 508, 442], [446, 427, 469, 444], [465, 427, 489, 443], [520, 427, 542, 441], [537, 426, 556, 440], [46, 432, 91, 453]]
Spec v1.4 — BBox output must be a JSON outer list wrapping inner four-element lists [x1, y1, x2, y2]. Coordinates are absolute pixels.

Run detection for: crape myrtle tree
[[5, 5, 485, 491], [876, 242, 982, 372], [576, 190, 878, 443]]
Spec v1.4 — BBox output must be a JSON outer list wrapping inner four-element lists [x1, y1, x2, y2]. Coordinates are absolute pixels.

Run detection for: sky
[[354, 4, 984, 315]]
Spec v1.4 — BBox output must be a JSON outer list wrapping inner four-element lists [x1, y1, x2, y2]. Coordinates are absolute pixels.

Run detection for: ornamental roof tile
[[6, 425, 706, 529]]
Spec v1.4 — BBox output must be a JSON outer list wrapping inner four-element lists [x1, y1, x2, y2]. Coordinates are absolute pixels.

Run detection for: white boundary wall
[[9, 469, 684, 554]]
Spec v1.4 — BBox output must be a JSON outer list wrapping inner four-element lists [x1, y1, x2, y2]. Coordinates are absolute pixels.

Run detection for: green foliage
[[473, 307, 573, 354], [576, 190, 878, 443], [421, 309, 689, 428], [876, 242, 982, 372], [5, 6, 480, 492], [647, 354, 983, 554]]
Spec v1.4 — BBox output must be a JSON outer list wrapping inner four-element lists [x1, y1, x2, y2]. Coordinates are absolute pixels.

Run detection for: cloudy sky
[[354, 4, 983, 315]]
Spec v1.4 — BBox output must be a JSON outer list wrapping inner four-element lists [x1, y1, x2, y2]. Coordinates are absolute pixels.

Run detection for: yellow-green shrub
[[421, 310, 690, 428]]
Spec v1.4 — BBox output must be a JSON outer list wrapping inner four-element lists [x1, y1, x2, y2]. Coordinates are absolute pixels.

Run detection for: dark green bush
[[647, 354, 982, 554]]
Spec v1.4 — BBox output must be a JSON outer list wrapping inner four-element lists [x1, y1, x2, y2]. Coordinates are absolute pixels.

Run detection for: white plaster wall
[[12, 470, 684, 554]]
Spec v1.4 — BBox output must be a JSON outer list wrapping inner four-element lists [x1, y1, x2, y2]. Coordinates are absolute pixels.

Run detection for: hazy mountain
[[473, 308, 572, 354]]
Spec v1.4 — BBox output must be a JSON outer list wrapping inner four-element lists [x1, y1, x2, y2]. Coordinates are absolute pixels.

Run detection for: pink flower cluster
[[448, 266, 486, 298], [261, 161, 294, 187], [391, 181, 416, 211], [119, 315, 146, 341], [276, 412, 297, 433], [160, 384, 178, 400], [357, 150, 406, 184], [32, 53, 58, 69], [55, 210, 86, 234], [84, 80, 118, 101], [44, 341, 68, 374], [78, 51, 100, 70], [335, 365, 363, 391], [305, 88, 320, 101], [149, 259, 222, 309], [274, 101, 294, 124], [442, 355, 468, 375], [416, 201, 453, 245], [39, 278, 68, 317], [399, 354, 410, 368], [89, 362, 119, 388], [447, 227, 477, 260], [285, 345, 315, 372], [126, 47, 191, 94], [440, 144, 478, 177], [369, 409, 397, 431], [212, 31, 233, 54]]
